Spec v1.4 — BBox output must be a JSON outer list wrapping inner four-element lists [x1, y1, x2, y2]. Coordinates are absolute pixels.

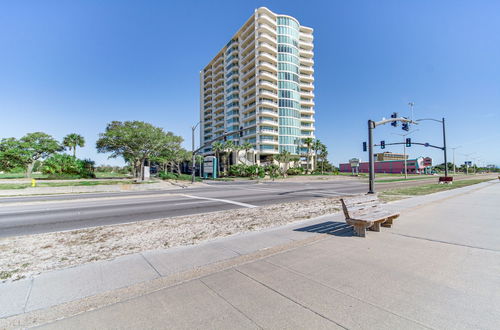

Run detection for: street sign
[[203, 156, 218, 179], [349, 158, 360, 167]]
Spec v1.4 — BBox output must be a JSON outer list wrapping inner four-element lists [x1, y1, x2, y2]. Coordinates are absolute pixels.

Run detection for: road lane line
[[180, 194, 257, 208]]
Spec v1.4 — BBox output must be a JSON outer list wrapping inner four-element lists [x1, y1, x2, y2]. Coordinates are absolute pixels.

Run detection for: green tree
[[63, 133, 85, 157], [96, 121, 169, 180], [152, 132, 185, 173], [41, 154, 95, 178], [318, 143, 329, 174], [2, 133, 62, 177], [0, 138, 24, 172]]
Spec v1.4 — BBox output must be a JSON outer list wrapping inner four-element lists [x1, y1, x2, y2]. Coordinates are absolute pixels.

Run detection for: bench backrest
[[340, 195, 379, 219]]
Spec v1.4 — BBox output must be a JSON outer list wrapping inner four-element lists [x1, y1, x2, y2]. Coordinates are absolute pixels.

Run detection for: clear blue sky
[[1, 0, 499, 167]]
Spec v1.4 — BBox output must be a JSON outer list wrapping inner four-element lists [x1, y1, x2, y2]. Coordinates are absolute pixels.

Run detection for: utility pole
[[191, 121, 201, 183]]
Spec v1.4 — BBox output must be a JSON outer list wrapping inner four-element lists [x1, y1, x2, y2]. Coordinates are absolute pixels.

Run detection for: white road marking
[[180, 194, 257, 208], [0, 199, 214, 215]]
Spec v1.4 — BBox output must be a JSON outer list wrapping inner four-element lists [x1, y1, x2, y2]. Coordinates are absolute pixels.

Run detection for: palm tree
[[223, 140, 235, 173], [242, 142, 254, 164], [313, 139, 323, 172], [303, 137, 314, 174], [319, 143, 328, 174], [212, 141, 224, 177], [275, 150, 292, 178], [63, 133, 85, 157]]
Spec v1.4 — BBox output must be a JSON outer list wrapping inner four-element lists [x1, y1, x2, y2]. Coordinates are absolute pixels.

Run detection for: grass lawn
[[376, 176, 436, 183], [0, 180, 152, 190], [0, 173, 48, 179], [380, 178, 492, 197], [94, 171, 131, 178]]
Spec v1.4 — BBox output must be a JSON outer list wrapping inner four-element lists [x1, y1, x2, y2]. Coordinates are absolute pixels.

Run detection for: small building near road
[[339, 156, 432, 174]]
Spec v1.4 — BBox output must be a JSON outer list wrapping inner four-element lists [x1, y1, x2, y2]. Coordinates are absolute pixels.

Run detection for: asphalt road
[[0, 176, 489, 237]]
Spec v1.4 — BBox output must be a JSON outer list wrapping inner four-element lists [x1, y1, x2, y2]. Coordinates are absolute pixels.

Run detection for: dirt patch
[[0, 197, 341, 281]]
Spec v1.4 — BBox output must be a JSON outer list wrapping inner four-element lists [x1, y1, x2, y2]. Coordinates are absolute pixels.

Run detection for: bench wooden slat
[[340, 196, 400, 237]]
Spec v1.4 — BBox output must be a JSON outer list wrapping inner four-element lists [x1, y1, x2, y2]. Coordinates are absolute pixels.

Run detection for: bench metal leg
[[353, 225, 366, 237]]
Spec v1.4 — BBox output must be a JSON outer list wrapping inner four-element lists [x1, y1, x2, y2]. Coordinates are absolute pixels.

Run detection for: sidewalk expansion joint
[[234, 268, 349, 329], [199, 279, 264, 330], [263, 260, 436, 330], [391, 233, 500, 253], [139, 253, 162, 278], [23, 278, 34, 313]]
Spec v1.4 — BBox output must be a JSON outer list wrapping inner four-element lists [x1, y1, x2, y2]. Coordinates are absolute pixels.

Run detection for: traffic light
[[402, 121, 409, 131], [363, 142, 367, 152], [406, 138, 411, 147], [391, 112, 398, 127], [223, 135, 227, 141], [380, 140, 385, 149], [239, 126, 243, 137]]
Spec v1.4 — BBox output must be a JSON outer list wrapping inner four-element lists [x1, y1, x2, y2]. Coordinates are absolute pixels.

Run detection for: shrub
[[41, 154, 95, 178], [287, 167, 304, 176], [264, 164, 280, 179], [159, 171, 201, 182]]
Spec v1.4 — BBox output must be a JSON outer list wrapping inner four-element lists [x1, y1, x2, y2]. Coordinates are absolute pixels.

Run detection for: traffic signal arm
[[373, 117, 418, 128]]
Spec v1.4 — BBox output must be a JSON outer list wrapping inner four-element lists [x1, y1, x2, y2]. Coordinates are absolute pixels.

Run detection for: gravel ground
[[0, 197, 340, 281]]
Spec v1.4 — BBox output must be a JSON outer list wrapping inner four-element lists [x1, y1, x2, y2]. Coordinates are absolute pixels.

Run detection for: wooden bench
[[340, 195, 400, 237]]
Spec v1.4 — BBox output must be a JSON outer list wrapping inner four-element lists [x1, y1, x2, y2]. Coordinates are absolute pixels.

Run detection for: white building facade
[[200, 7, 315, 165]]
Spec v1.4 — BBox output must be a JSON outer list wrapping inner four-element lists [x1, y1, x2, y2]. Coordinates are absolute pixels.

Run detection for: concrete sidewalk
[[1, 180, 499, 329]]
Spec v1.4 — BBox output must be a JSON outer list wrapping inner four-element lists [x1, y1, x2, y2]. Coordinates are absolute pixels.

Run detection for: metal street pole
[[442, 117, 448, 177], [368, 120, 375, 194], [191, 122, 201, 183], [403, 143, 407, 179]]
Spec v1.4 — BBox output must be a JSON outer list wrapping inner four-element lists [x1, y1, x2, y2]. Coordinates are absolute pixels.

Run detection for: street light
[[191, 121, 201, 183], [391, 129, 418, 179], [450, 146, 462, 174]]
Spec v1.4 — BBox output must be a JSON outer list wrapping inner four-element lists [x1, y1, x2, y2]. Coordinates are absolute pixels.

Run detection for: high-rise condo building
[[200, 7, 315, 167]]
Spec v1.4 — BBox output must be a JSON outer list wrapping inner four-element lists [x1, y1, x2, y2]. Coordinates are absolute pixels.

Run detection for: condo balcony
[[259, 117, 279, 126], [299, 57, 314, 66], [258, 89, 278, 99], [299, 65, 314, 74], [257, 42, 277, 55], [257, 23, 276, 36], [300, 74, 314, 83], [300, 116, 315, 123], [258, 98, 278, 108], [259, 61, 277, 73], [256, 51, 277, 64], [259, 128, 279, 135], [241, 31, 255, 49], [259, 107, 278, 117], [299, 49, 314, 58], [241, 58, 255, 73], [257, 14, 277, 29], [258, 71, 278, 81], [257, 32, 276, 46], [257, 79, 278, 90], [259, 138, 279, 145]]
